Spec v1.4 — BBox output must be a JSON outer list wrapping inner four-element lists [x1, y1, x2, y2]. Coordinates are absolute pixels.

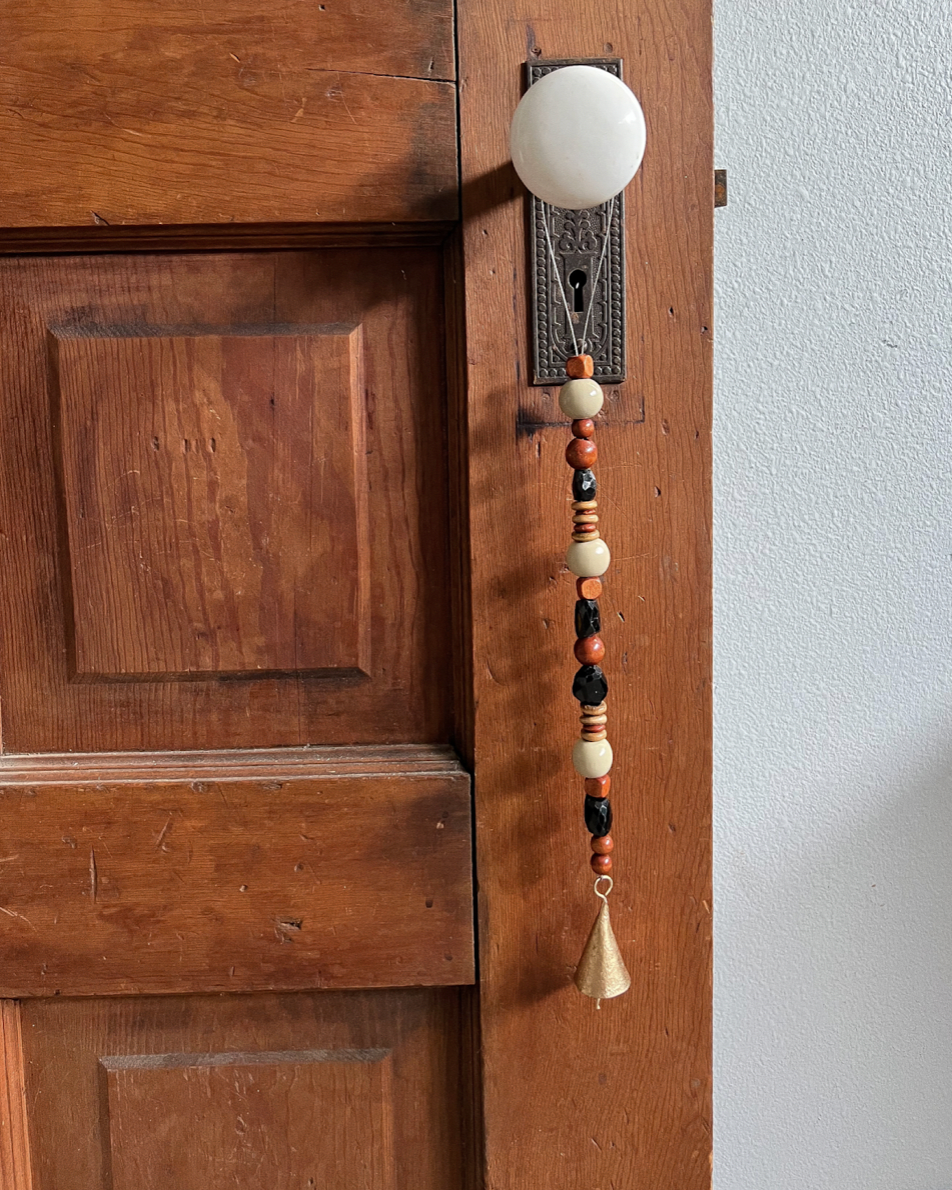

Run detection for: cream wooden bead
[[559, 378, 604, 419], [572, 738, 613, 778], [566, 537, 610, 577]]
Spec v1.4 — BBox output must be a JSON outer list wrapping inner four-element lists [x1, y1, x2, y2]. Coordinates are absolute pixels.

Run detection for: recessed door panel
[[11, 990, 466, 1190], [53, 322, 370, 681], [0, 249, 452, 752]]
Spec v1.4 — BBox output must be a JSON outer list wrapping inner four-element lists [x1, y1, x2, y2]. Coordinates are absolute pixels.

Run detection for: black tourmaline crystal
[[584, 795, 613, 836], [572, 664, 608, 705], [572, 468, 597, 502], [574, 598, 601, 639]]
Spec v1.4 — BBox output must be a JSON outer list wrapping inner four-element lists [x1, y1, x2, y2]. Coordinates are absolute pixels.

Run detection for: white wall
[[713, 3, 952, 1187]]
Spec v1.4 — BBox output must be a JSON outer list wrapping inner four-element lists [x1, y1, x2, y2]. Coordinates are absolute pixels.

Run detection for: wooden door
[[0, 2, 712, 1188]]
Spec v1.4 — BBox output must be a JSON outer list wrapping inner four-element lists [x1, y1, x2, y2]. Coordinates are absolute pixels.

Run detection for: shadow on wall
[[716, 732, 952, 1189]]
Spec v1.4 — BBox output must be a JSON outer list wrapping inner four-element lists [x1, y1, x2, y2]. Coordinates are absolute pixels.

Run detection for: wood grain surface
[[458, 2, 713, 1187], [0, 248, 453, 753], [0, 0, 713, 1180], [0, 0, 457, 225], [0, 746, 473, 997], [18, 989, 466, 1190], [54, 322, 370, 680], [0, 1003, 32, 1190]]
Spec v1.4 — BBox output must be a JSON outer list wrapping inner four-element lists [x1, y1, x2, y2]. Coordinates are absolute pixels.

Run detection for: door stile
[[457, 2, 714, 1187], [0, 1001, 32, 1190]]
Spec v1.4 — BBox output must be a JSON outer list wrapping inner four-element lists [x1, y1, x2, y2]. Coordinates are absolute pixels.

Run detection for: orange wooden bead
[[571, 418, 595, 439], [591, 835, 614, 855], [565, 437, 597, 470], [576, 576, 602, 600], [590, 853, 613, 875], [566, 354, 594, 379], [574, 635, 605, 664], [584, 775, 611, 798]]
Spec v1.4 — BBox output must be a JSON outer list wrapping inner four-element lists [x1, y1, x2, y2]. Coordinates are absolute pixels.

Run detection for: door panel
[[9, 989, 466, 1190], [55, 321, 370, 680], [0, 2, 457, 225], [0, 249, 453, 752], [0, 747, 472, 996]]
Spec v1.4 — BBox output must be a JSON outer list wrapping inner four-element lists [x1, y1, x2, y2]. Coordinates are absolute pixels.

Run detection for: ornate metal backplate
[[527, 58, 626, 386]]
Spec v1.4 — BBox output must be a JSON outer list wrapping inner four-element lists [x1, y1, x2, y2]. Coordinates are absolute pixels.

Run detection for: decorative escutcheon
[[525, 58, 627, 386]]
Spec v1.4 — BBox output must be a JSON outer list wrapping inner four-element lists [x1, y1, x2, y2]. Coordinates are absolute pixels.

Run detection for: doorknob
[[510, 62, 646, 1003], [513, 59, 645, 385]]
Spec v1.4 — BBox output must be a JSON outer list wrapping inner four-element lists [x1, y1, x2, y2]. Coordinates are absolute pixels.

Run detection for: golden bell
[[574, 898, 631, 1002]]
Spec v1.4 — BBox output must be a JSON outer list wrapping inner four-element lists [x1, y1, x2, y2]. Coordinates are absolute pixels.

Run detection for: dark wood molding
[[0, 222, 457, 256], [0, 744, 465, 784]]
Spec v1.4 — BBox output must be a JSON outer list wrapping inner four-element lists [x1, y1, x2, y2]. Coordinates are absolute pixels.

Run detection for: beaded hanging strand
[[560, 350, 632, 1004]]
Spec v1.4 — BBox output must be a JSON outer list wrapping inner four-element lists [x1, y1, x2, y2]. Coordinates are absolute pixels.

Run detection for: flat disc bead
[[559, 378, 604, 419], [565, 438, 597, 469], [580, 713, 608, 727], [566, 538, 610, 577], [572, 738, 613, 778]]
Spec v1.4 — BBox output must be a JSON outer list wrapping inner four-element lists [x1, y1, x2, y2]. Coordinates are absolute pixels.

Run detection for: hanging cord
[[578, 196, 615, 356], [592, 875, 614, 1010], [542, 196, 616, 361], [542, 202, 580, 359]]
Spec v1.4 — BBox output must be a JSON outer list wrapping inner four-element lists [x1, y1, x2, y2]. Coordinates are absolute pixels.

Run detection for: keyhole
[[568, 269, 588, 313]]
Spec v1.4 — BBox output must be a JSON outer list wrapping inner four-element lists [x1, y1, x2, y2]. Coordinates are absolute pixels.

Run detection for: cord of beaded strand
[[560, 354, 614, 876]]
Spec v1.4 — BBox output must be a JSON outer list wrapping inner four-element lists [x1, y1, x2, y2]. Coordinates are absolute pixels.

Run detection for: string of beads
[[561, 353, 614, 877]]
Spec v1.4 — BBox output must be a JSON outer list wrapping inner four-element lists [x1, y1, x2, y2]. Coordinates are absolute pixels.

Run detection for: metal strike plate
[[527, 57, 626, 386]]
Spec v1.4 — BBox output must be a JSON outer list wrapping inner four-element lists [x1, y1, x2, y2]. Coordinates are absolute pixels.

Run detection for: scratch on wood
[[89, 847, 98, 903], [101, 1047, 391, 1071], [154, 815, 173, 851], [0, 904, 32, 927]]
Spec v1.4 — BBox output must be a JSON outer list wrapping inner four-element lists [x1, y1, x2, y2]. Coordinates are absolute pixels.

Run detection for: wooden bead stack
[[561, 354, 615, 879]]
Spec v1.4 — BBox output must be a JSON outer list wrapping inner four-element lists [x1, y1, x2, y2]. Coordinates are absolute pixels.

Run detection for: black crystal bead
[[572, 664, 608, 705], [572, 468, 597, 502], [584, 795, 613, 836], [574, 598, 601, 639]]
